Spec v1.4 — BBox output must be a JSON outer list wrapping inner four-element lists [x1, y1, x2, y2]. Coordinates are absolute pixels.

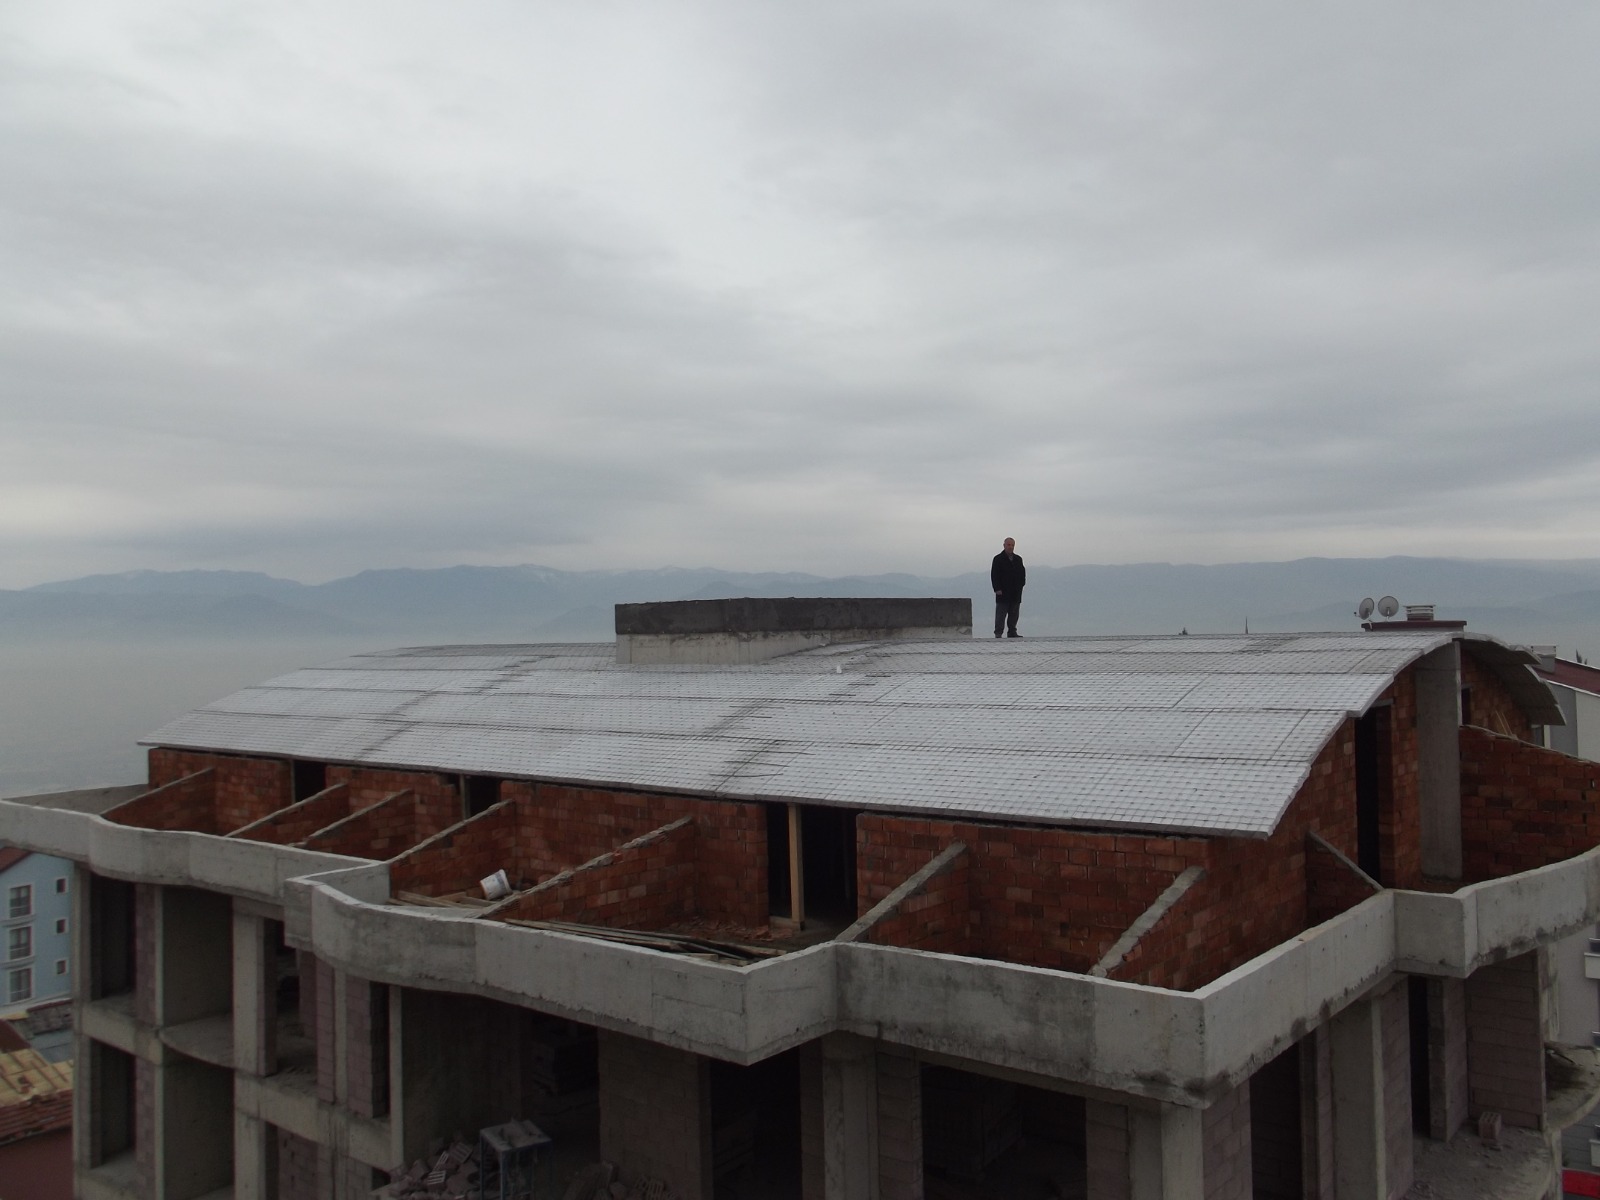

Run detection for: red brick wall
[[492, 819, 701, 929], [1378, 674, 1423, 890], [106, 769, 217, 835], [302, 788, 460, 862], [145, 748, 291, 832], [229, 782, 355, 846], [1305, 835, 1380, 927], [326, 765, 462, 815], [1460, 726, 1600, 881], [1113, 724, 1360, 991], [857, 816, 1201, 973], [1461, 651, 1533, 741], [388, 783, 768, 929], [859, 846, 973, 956]]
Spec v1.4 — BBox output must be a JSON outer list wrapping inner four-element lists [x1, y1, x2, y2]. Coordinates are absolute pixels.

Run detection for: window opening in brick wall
[[1408, 977, 1432, 1134], [7, 883, 31, 919], [90, 1041, 136, 1166], [464, 775, 502, 818], [6, 966, 30, 1003], [709, 1049, 800, 1200], [1460, 687, 1473, 729], [292, 759, 327, 802], [1355, 707, 1386, 883], [89, 874, 136, 1000], [1249, 1044, 1302, 1199]]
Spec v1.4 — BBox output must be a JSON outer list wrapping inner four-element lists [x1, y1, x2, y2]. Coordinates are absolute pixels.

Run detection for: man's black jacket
[[991, 551, 1026, 604]]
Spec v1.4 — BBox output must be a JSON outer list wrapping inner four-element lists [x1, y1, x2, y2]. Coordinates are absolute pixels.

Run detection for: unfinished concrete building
[[3, 596, 1600, 1200]]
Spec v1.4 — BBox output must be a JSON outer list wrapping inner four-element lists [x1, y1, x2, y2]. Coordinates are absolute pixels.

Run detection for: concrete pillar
[[1330, 995, 1387, 1199], [233, 911, 277, 1077], [1415, 643, 1462, 880], [1128, 1102, 1204, 1200], [1423, 977, 1469, 1141], [820, 1034, 879, 1200], [234, 1108, 277, 1200]]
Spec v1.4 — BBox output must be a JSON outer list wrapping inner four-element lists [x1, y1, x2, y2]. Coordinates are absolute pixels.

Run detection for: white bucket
[[481, 869, 511, 900]]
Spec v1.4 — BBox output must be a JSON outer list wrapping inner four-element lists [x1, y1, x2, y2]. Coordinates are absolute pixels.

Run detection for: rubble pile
[[560, 1162, 684, 1200], [378, 1140, 477, 1200]]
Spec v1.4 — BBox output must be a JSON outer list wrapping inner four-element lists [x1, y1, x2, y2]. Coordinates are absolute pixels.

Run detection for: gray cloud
[[3, 2, 1599, 587]]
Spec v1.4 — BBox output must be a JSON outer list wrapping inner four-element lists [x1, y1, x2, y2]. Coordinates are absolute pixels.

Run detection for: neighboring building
[[0, 846, 75, 1016], [3, 597, 1600, 1200], [0, 1018, 74, 1200]]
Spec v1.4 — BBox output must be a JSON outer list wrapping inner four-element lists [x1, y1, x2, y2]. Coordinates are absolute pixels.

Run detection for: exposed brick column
[[875, 1048, 921, 1200], [598, 1030, 713, 1198], [1465, 950, 1546, 1130]]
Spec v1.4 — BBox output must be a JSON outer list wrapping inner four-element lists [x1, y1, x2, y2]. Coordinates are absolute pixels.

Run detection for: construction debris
[[377, 1139, 477, 1200], [500, 918, 783, 965]]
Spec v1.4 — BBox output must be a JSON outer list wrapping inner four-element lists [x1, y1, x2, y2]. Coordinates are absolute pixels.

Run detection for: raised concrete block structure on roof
[[614, 595, 972, 664], [2, 614, 1597, 1199]]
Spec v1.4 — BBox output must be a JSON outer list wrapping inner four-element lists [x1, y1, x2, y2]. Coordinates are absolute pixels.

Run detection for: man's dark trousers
[[995, 601, 1020, 638]]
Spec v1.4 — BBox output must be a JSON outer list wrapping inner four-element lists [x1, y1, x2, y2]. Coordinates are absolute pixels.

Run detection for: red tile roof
[[1538, 658, 1600, 698], [0, 847, 30, 874]]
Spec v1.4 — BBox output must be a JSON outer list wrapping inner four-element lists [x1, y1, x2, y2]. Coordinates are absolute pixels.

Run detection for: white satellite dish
[[1356, 597, 1375, 620], [1377, 596, 1400, 618]]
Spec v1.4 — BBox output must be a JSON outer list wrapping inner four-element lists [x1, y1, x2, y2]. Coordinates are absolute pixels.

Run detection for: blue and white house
[[0, 846, 74, 1013]]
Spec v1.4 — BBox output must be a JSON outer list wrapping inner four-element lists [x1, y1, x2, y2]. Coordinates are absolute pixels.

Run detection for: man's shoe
[[994, 633, 1003, 639], [1007, 632, 1021, 638]]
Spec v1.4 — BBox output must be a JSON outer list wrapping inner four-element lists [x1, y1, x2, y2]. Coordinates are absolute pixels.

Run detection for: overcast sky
[[3, 3, 1598, 588]]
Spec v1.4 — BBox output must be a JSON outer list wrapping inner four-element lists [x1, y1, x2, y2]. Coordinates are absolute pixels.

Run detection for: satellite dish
[[1357, 597, 1375, 620], [1377, 596, 1400, 618]]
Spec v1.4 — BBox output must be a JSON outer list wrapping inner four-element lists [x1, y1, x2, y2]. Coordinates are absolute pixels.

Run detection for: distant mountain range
[[7, 558, 1600, 656]]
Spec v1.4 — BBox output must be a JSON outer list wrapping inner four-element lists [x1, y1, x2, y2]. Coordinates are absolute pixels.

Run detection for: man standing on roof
[[991, 537, 1025, 639]]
